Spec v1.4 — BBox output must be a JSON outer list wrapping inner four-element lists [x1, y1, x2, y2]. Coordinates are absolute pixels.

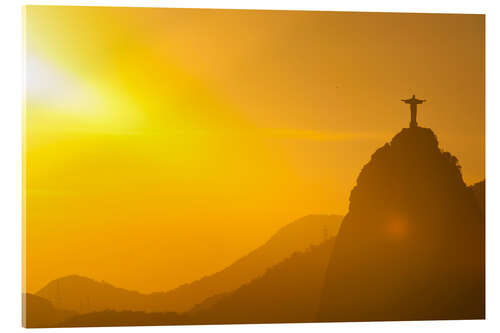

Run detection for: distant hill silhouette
[[51, 238, 336, 326], [471, 180, 485, 216], [189, 238, 336, 324], [36, 214, 342, 314], [36, 275, 153, 314], [23, 293, 76, 328], [318, 127, 485, 322], [151, 214, 342, 312]]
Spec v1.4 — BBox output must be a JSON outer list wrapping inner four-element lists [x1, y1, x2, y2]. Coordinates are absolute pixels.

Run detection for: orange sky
[[23, 6, 484, 294]]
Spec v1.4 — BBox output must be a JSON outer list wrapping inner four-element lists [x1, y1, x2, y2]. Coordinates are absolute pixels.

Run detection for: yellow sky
[[23, 6, 484, 294]]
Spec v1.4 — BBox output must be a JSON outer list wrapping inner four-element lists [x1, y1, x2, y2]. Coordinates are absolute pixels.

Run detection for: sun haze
[[23, 6, 484, 294]]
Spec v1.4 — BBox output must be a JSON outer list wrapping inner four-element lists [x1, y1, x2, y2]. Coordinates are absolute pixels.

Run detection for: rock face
[[471, 180, 485, 216], [318, 127, 484, 322]]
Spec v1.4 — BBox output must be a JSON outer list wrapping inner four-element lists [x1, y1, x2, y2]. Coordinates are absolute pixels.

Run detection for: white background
[[0, 0, 498, 332]]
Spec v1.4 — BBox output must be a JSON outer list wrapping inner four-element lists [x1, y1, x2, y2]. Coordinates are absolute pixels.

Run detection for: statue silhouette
[[401, 94, 426, 128]]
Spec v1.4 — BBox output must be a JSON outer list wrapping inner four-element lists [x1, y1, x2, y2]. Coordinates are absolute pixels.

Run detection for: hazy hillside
[[150, 214, 342, 312], [36, 214, 342, 314], [23, 293, 76, 328], [36, 275, 152, 314], [51, 238, 336, 326], [318, 127, 485, 322], [189, 238, 336, 324]]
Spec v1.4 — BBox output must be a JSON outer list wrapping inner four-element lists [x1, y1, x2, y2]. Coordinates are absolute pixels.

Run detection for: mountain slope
[[37, 214, 342, 314], [151, 214, 342, 312], [23, 293, 76, 328], [36, 275, 152, 314], [56, 238, 337, 326], [188, 238, 336, 324], [318, 127, 485, 322]]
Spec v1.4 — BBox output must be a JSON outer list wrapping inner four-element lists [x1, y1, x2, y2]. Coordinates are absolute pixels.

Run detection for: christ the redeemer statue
[[401, 94, 426, 128]]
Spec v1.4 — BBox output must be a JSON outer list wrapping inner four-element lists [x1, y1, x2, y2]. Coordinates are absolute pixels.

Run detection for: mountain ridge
[[36, 214, 343, 314], [41, 237, 337, 327]]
